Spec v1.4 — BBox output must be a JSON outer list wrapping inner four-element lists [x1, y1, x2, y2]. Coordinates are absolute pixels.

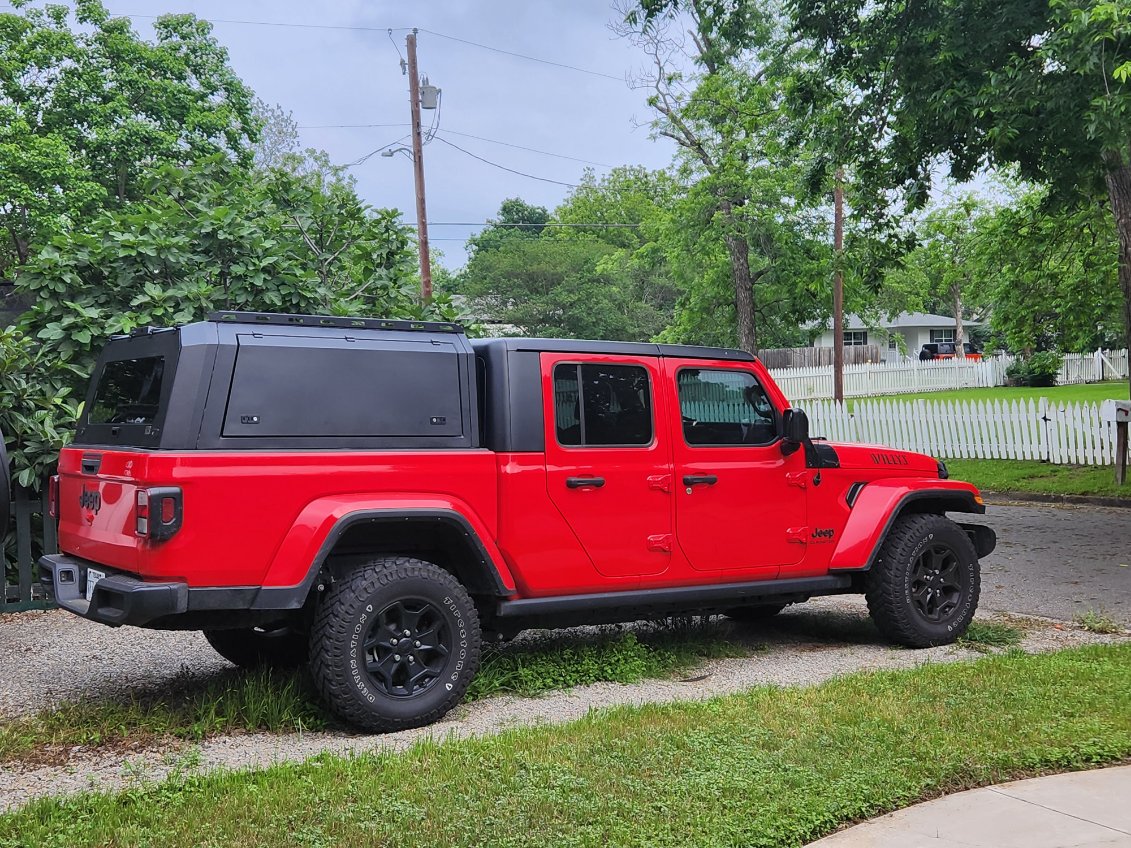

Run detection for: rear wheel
[[865, 513, 980, 647], [309, 556, 481, 732], [724, 603, 788, 622], [203, 625, 308, 668]]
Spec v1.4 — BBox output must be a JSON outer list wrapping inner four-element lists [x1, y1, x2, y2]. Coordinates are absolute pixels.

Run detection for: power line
[[118, 13, 412, 33], [432, 136, 577, 188], [417, 28, 622, 81], [113, 14, 624, 81], [296, 124, 613, 169]]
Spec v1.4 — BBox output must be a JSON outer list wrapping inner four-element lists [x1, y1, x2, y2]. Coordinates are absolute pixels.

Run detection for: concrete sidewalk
[[807, 765, 1131, 847]]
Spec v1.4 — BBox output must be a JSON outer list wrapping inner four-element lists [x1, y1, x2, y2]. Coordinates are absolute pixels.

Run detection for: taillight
[[135, 487, 182, 541], [48, 475, 59, 519]]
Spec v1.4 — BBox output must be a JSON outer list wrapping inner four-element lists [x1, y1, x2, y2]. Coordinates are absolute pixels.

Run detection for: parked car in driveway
[[919, 342, 983, 361]]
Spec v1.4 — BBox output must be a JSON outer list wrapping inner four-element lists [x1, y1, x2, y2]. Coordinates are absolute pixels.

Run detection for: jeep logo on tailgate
[[79, 486, 102, 514]]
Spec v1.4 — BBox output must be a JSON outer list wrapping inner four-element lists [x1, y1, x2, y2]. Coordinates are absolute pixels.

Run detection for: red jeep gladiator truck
[[41, 312, 995, 731]]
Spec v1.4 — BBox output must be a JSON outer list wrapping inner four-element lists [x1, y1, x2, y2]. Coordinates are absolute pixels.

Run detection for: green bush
[[1006, 351, 1061, 387]]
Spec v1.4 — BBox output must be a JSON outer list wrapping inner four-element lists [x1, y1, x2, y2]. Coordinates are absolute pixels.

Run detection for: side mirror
[[781, 408, 809, 456]]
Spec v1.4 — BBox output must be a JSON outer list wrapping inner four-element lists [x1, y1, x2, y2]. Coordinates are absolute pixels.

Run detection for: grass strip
[[3, 644, 1129, 848], [947, 459, 1131, 500], [0, 623, 749, 764], [957, 620, 1023, 652], [849, 381, 1128, 407]]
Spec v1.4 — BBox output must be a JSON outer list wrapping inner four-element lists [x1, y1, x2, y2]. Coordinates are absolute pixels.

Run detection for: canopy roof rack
[[207, 311, 464, 334]]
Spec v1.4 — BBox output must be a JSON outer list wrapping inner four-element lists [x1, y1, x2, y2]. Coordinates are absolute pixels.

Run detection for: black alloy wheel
[[363, 598, 451, 698], [908, 544, 964, 623]]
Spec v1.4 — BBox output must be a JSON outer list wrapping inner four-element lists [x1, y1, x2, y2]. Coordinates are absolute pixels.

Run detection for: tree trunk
[[952, 281, 965, 351], [721, 201, 757, 353], [1104, 157, 1131, 398]]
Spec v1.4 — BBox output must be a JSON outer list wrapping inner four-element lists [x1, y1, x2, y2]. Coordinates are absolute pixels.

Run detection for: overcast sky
[[111, 1, 679, 268]]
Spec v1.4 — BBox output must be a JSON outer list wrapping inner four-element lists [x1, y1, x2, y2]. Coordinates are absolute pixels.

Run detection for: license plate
[[85, 568, 106, 601]]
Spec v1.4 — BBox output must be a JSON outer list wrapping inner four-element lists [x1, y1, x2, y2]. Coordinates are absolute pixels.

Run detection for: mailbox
[[1100, 400, 1131, 423]]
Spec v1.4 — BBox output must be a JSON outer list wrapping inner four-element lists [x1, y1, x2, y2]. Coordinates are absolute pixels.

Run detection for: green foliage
[[0, 328, 83, 488], [970, 191, 1124, 352], [1006, 352, 1063, 387], [17, 156, 424, 371], [0, 0, 257, 278], [4, 645, 1131, 846], [1075, 610, 1124, 635], [958, 620, 1024, 653], [459, 188, 680, 342], [619, 1, 833, 352], [793, 0, 1131, 373]]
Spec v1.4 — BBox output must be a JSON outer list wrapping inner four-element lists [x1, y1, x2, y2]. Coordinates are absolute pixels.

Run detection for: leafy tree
[[618, 0, 827, 353], [971, 192, 1123, 353], [878, 197, 990, 348], [460, 237, 664, 339], [794, 0, 1131, 391], [465, 198, 550, 258], [554, 167, 682, 339], [17, 156, 424, 370], [0, 0, 257, 283]]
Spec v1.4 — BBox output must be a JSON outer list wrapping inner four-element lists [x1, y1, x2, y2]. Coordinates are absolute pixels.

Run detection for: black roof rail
[[207, 311, 464, 334]]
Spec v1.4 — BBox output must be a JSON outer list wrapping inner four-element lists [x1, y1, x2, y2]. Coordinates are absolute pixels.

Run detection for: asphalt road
[[977, 503, 1131, 626]]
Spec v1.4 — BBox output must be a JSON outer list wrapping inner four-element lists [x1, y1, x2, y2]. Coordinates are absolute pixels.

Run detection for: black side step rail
[[496, 575, 852, 618]]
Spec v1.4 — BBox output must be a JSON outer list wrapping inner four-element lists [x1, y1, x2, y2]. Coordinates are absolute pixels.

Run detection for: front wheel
[[309, 556, 481, 732], [865, 513, 980, 647]]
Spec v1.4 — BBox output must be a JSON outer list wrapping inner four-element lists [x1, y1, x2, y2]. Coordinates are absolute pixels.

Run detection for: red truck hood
[[827, 442, 941, 475]]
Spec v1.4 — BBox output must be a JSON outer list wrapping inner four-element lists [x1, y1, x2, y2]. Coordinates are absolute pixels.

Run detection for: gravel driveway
[[1, 501, 1128, 811]]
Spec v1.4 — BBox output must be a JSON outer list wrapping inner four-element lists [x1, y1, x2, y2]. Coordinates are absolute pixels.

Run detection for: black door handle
[[683, 475, 718, 486], [566, 476, 606, 489]]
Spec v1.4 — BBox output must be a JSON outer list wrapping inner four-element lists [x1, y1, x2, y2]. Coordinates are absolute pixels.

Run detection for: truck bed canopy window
[[554, 363, 652, 447], [90, 357, 165, 425]]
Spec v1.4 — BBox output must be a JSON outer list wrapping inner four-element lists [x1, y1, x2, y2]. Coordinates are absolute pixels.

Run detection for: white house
[[811, 312, 981, 362]]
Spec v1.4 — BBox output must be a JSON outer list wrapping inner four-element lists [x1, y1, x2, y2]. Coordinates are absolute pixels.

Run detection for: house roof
[[823, 312, 982, 332]]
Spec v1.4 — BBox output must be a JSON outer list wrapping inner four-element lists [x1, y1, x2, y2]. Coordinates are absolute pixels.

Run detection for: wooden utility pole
[[833, 168, 845, 403], [406, 30, 432, 302]]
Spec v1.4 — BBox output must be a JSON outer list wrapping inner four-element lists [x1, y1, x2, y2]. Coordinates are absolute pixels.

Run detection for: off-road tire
[[309, 556, 481, 732], [865, 513, 980, 648], [203, 625, 308, 668], [723, 603, 788, 622]]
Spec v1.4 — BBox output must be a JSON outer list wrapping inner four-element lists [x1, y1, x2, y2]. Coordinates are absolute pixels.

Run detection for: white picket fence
[[769, 349, 1129, 402], [808, 398, 1123, 466]]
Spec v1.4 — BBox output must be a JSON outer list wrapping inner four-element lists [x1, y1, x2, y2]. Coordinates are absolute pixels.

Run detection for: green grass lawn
[[948, 459, 1130, 500], [858, 381, 1129, 407], [3, 645, 1129, 848]]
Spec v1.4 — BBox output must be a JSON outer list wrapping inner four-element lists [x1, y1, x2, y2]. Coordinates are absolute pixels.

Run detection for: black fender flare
[[252, 509, 511, 611], [831, 488, 992, 572]]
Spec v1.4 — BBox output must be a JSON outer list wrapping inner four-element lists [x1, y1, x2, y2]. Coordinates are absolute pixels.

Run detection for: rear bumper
[[39, 554, 310, 628], [39, 554, 189, 627]]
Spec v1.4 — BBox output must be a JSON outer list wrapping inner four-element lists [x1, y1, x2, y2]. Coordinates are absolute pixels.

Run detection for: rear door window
[[553, 363, 653, 447]]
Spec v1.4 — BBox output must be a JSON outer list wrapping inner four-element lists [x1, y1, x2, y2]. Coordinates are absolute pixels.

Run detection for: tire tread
[[865, 513, 980, 648], [309, 555, 481, 732]]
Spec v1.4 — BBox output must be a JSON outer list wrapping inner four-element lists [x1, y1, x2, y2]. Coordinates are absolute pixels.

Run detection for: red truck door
[[541, 353, 674, 579], [664, 359, 807, 577]]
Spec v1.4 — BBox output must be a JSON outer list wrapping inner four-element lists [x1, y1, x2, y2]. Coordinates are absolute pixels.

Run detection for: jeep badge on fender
[[39, 311, 996, 732]]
